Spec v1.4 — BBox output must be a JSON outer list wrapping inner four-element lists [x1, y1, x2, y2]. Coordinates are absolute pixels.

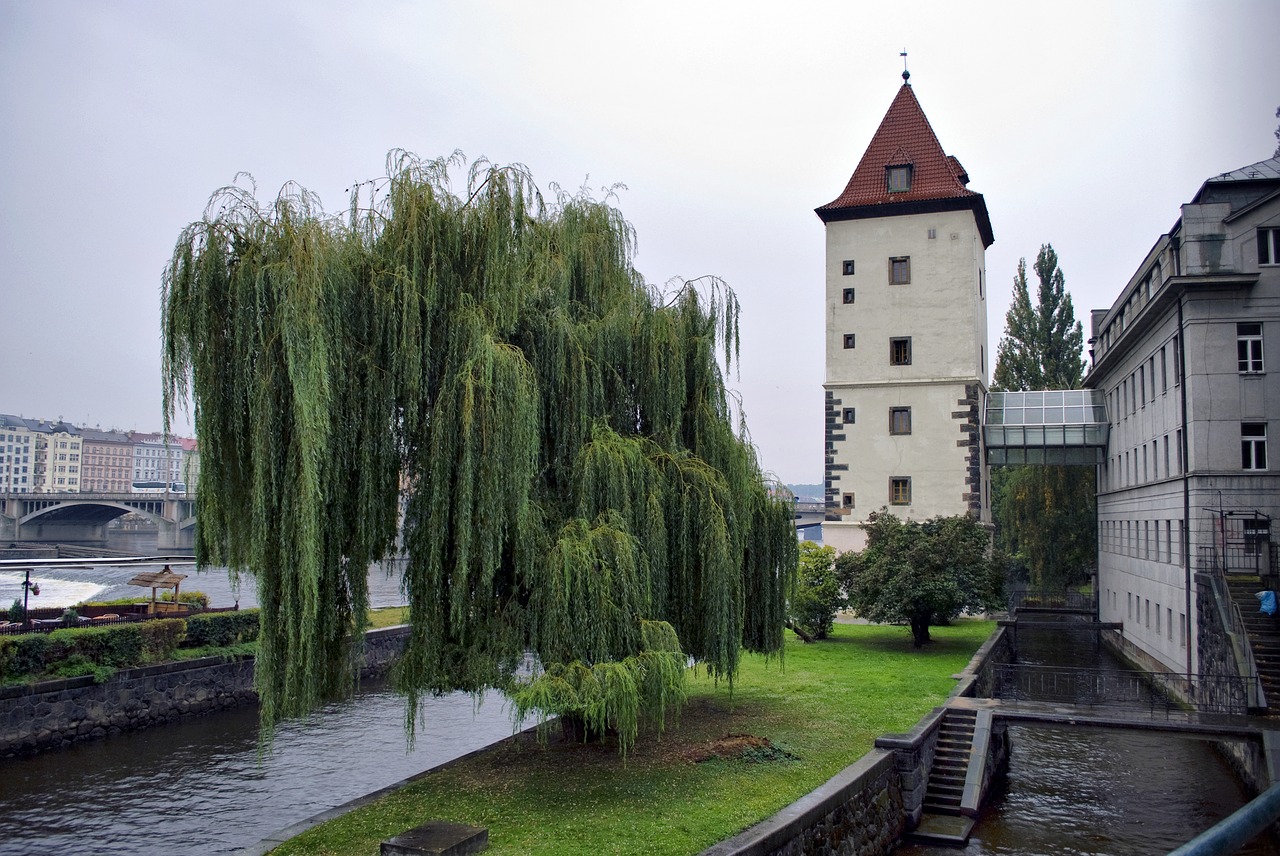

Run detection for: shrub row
[[185, 611, 259, 647], [0, 611, 259, 683]]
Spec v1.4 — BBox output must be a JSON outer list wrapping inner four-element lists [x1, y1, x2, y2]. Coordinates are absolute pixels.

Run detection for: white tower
[[818, 77, 993, 552]]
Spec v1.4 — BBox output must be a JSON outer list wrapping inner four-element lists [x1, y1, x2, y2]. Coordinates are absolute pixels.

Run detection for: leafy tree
[[161, 152, 797, 750], [836, 511, 1001, 648], [991, 244, 1095, 589], [788, 541, 842, 640], [993, 245, 1083, 391]]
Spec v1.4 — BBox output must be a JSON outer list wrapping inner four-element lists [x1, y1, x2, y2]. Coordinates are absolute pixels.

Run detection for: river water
[[0, 680, 514, 855], [0, 537, 514, 855], [0, 530, 409, 611]]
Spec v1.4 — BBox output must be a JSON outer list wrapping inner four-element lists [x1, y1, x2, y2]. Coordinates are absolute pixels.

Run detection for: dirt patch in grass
[[682, 733, 800, 764]]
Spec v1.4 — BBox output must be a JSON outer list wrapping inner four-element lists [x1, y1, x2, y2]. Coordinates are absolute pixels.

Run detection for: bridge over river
[[0, 492, 196, 550]]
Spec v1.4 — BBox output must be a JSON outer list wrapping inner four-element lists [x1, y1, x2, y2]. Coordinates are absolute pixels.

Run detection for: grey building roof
[[1206, 156, 1280, 184]]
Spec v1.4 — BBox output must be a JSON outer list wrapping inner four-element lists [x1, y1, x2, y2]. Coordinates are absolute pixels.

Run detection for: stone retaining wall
[[699, 749, 905, 856], [0, 624, 410, 757]]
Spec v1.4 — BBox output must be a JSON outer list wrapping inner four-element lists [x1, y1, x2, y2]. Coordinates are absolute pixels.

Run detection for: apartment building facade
[[1088, 156, 1280, 676]]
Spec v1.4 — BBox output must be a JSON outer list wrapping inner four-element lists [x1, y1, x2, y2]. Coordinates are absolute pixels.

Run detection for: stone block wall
[[699, 749, 905, 856], [0, 656, 256, 756], [1, 624, 411, 757]]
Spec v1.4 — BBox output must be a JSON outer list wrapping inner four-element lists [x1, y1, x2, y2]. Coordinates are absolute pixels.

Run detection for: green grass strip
[[270, 619, 994, 855]]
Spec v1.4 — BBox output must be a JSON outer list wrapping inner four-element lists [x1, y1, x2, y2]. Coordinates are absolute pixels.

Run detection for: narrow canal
[[899, 616, 1280, 856]]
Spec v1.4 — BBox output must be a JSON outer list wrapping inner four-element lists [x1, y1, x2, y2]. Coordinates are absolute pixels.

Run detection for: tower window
[[889, 477, 911, 505], [843, 333, 856, 349], [842, 492, 855, 508], [886, 165, 912, 193], [890, 337, 912, 366], [843, 287, 855, 305], [842, 407, 856, 424], [889, 257, 911, 285], [842, 260, 856, 276], [889, 407, 912, 435]]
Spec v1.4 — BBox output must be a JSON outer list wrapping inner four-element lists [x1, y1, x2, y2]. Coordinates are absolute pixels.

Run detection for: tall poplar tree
[[161, 152, 797, 750], [991, 244, 1095, 589]]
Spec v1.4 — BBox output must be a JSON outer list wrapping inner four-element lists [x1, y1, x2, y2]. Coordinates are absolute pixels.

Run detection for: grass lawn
[[270, 619, 994, 856], [368, 606, 409, 629]]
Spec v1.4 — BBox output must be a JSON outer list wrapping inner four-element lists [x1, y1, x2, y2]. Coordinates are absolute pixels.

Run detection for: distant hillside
[[786, 483, 823, 502]]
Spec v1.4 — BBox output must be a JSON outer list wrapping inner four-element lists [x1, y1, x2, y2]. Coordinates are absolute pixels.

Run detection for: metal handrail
[[991, 663, 1251, 717], [1006, 589, 1095, 613], [1200, 561, 1266, 710], [1167, 782, 1280, 855]]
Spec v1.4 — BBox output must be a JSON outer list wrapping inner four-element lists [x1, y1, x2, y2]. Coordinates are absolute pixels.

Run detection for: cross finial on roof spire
[[900, 49, 910, 83]]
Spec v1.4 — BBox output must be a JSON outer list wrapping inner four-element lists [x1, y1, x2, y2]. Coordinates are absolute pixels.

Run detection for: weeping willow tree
[[162, 151, 796, 749]]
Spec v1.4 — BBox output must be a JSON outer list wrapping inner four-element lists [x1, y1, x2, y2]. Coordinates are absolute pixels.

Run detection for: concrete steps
[[909, 709, 979, 846], [1226, 576, 1280, 704]]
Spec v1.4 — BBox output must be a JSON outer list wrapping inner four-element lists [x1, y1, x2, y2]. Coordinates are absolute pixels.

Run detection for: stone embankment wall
[[0, 625, 410, 757], [699, 749, 905, 856], [697, 627, 1010, 856]]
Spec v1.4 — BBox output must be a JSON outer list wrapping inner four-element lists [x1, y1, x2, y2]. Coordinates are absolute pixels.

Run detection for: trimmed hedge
[[0, 612, 257, 682], [140, 619, 186, 662], [184, 610, 259, 648], [1, 624, 144, 681]]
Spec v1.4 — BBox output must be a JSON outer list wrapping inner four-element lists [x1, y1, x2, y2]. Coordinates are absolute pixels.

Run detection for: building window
[[890, 337, 912, 366], [842, 492, 855, 508], [886, 165, 912, 193], [889, 407, 912, 435], [842, 260, 855, 276], [1238, 323, 1264, 373], [842, 407, 856, 424], [889, 477, 911, 505], [1260, 228, 1280, 265], [1242, 423, 1268, 469], [843, 333, 856, 349], [889, 257, 911, 285], [843, 287, 855, 304]]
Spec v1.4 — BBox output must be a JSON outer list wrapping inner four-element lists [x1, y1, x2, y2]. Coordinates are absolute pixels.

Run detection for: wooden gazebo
[[127, 565, 188, 614]]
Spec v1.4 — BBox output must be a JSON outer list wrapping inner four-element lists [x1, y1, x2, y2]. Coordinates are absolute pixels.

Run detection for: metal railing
[[1006, 589, 1095, 613], [991, 663, 1252, 717], [1197, 557, 1267, 710]]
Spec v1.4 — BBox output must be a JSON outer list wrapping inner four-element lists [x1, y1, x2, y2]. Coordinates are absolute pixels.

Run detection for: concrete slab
[[907, 813, 974, 846], [381, 821, 488, 856]]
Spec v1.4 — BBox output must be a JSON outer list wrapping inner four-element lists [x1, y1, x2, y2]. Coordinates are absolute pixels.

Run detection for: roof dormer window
[[886, 164, 912, 193]]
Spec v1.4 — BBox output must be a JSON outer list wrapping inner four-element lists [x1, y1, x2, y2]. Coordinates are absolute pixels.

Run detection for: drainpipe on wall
[[1174, 237, 1194, 693]]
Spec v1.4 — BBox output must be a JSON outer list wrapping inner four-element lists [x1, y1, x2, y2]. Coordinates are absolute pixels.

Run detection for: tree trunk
[[910, 615, 931, 648], [785, 619, 815, 644]]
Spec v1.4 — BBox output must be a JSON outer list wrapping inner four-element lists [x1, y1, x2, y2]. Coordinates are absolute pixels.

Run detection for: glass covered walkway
[[984, 390, 1108, 465]]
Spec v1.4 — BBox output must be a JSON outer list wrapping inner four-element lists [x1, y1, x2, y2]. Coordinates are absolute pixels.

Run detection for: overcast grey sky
[[1, 1, 1276, 484]]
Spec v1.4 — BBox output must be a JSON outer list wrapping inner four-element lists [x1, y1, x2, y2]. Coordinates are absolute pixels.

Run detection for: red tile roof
[[817, 83, 977, 212]]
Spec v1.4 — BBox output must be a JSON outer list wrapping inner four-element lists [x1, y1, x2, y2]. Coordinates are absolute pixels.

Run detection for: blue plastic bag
[[1257, 590, 1277, 616]]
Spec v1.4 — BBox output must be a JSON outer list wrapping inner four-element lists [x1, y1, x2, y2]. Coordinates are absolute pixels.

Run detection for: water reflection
[[0, 681, 514, 855]]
